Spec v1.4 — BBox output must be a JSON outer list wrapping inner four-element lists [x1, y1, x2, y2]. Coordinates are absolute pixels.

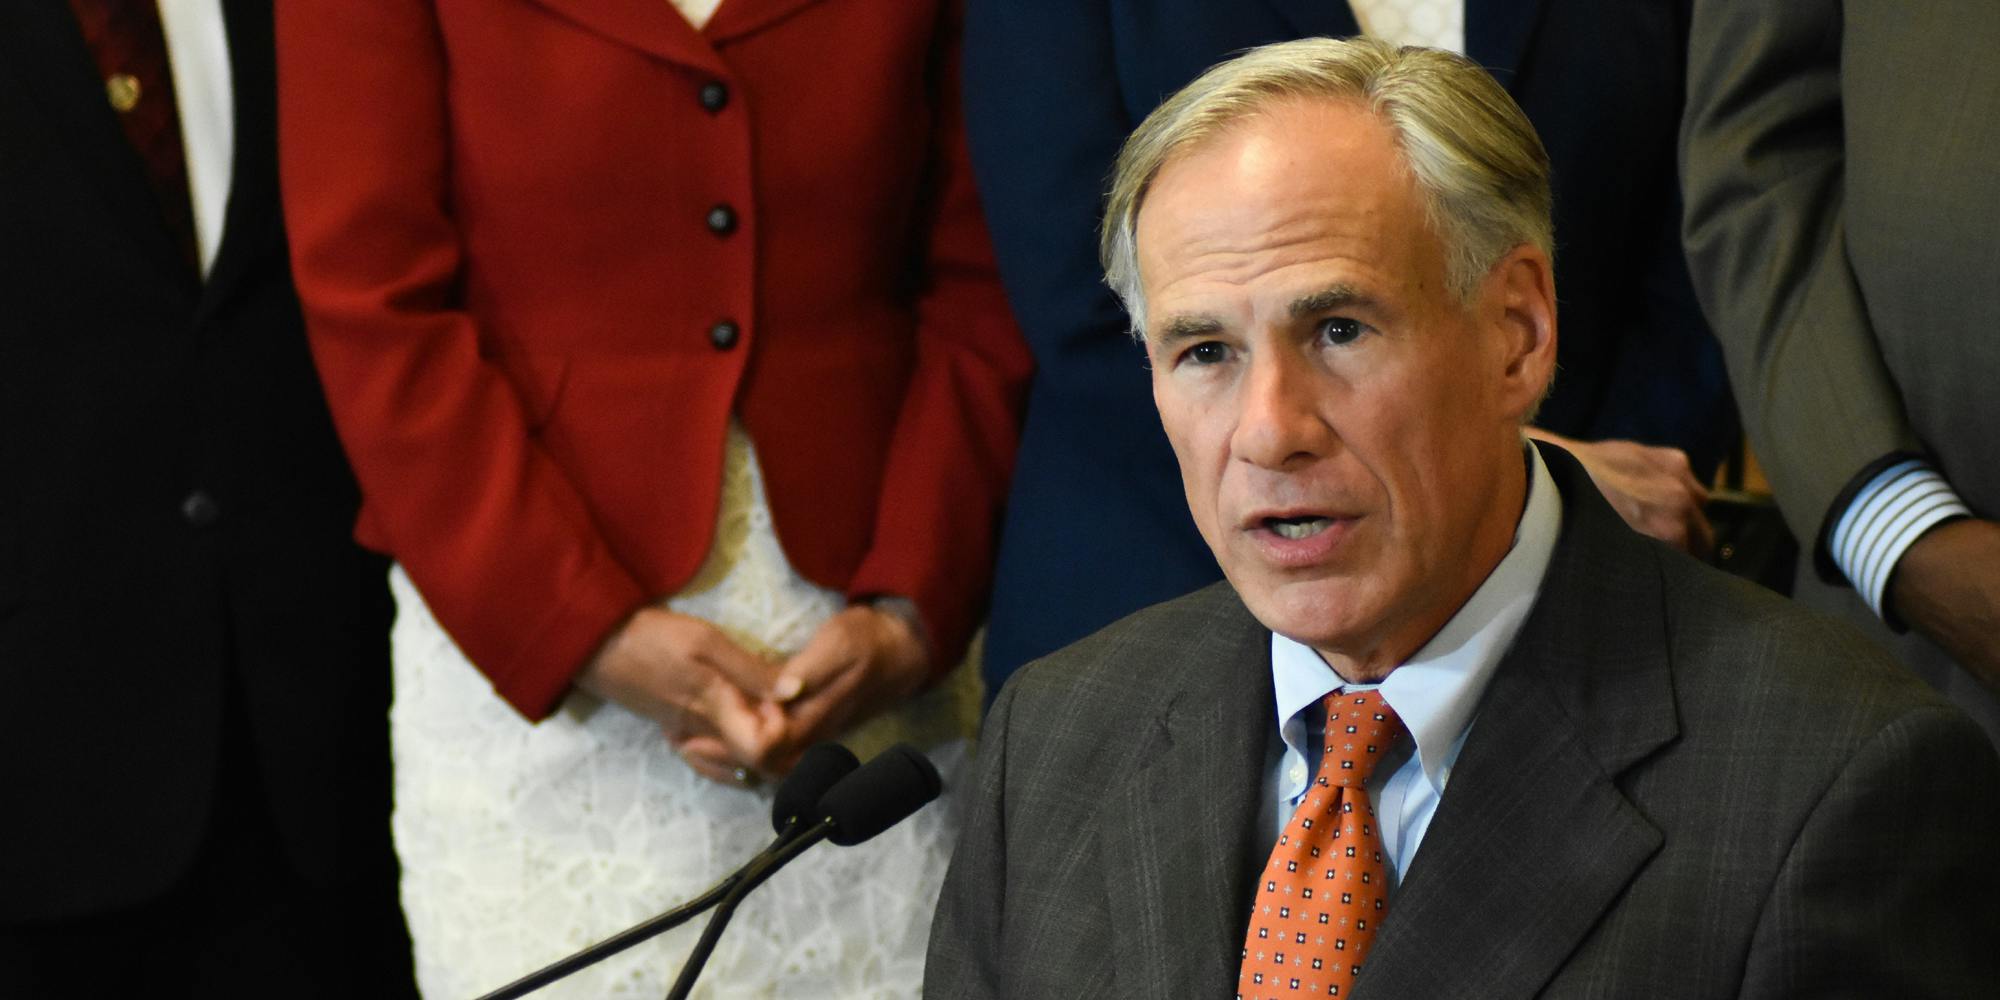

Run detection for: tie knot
[[1318, 690, 1405, 788]]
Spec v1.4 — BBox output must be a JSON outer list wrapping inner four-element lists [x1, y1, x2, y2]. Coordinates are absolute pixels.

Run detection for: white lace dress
[[388, 422, 982, 998]]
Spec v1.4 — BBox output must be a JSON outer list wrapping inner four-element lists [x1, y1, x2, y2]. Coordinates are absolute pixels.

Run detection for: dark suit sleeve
[[925, 677, 1016, 998], [1680, 0, 1920, 546], [1739, 706, 2000, 996], [962, 0, 1135, 360]]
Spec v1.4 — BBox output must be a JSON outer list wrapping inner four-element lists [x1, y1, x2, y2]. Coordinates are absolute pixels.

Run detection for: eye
[[1316, 317, 1367, 346], [1183, 341, 1231, 366]]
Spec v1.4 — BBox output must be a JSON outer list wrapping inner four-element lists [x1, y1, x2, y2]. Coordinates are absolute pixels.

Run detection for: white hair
[[1101, 36, 1553, 335]]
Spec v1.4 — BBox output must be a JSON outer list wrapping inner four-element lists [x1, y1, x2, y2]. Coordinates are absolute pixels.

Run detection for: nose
[[1230, 349, 1332, 470]]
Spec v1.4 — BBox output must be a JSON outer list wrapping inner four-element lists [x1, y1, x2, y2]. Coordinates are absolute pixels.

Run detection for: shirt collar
[[1270, 443, 1564, 792]]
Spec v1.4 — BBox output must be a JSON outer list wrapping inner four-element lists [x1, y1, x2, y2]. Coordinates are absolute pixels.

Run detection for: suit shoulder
[[1000, 582, 1253, 707], [1653, 548, 1964, 739]]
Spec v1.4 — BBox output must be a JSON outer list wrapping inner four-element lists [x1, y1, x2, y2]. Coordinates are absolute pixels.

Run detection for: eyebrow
[[1150, 284, 1377, 344], [1153, 312, 1225, 345], [1289, 284, 1373, 317]]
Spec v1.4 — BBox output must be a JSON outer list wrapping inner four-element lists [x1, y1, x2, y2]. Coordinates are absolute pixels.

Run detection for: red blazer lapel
[[518, 0, 727, 74], [706, 0, 837, 44]]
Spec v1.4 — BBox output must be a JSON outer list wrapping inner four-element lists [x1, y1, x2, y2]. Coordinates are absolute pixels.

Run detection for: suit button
[[699, 80, 729, 112], [706, 204, 737, 236], [181, 490, 220, 527], [709, 320, 741, 350]]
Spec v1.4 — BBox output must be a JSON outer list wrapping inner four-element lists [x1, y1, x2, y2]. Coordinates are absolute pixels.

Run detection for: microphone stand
[[663, 816, 836, 1000], [661, 743, 941, 999], [474, 820, 814, 1000]]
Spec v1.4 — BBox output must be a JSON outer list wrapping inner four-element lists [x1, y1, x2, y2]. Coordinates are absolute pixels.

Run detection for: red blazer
[[277, 0, 1031, 719]]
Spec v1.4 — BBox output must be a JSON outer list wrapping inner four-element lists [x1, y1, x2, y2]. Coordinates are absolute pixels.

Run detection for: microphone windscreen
[[771, 742, 862, 835], [820, 744, 942, 847]]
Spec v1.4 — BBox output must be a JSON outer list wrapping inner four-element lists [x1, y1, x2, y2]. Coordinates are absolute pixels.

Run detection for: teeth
[[1270, 518, 1331, 540]]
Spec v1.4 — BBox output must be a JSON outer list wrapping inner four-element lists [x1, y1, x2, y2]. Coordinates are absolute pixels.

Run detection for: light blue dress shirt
[[1265, 445, 1563, 889]]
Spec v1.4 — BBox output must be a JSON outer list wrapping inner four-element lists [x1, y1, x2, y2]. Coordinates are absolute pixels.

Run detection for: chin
[[1237, 575, 1380, 658]]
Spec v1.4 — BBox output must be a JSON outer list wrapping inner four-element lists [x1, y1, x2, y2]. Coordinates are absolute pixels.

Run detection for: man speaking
[[925, 38, 2000, 999]]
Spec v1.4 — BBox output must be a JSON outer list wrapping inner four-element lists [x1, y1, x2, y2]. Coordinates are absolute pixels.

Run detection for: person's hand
[[1888, 518, 2000, 696], [1529, 429, 1713, 556], [575, 607, 786, 785], [766, 604, 930, 771]]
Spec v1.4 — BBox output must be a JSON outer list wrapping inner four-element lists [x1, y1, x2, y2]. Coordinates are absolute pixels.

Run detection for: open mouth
[[1264, 515, 1334, 540]]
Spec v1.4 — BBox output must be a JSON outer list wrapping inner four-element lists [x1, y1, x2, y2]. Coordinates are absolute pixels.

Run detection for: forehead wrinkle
[[1149, 184, 1342, 263], [1181, 210, 1335, 261], [1146, 227, 1350, 314], [1139, 118, 1415, 336]]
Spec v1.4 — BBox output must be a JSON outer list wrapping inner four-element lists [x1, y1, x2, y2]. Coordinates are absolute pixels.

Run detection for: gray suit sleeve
[[1679, 0, 1920, 547], [1739, 706, 2000, 996], [924, 680, 1017, 998]]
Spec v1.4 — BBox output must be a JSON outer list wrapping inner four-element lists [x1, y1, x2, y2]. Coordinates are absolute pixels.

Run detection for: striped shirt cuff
[[1828, 459, 1973, 621]]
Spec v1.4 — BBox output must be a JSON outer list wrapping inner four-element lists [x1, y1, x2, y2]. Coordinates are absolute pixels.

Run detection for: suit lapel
[[1100, 587, 1275, 998], [519, 0, 726, 75], [1260, 0, 1362, 41], [706, 0, 833, 45], [1359, 445, 1677, 999], [194, 0, 277, 325], [1, 0, 194, 293], [1465, 0, 1546, 88]]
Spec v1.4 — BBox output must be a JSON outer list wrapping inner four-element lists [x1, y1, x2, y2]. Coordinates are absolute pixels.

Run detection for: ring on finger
[[731, 766, 759, 789]]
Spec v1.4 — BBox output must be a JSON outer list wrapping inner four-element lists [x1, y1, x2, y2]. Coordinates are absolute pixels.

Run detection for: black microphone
[[772, 742, 861, 839], [819, 743, 943, 845], [474, 743, 862, 1000], [664, 744, 943, 1000]]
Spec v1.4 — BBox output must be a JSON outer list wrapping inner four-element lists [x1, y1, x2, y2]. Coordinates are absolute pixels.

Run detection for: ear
[[1481, 244, 1558, 423]]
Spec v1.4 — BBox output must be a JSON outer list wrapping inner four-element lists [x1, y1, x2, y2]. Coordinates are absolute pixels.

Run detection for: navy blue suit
[[965, 0, 1735, 695]]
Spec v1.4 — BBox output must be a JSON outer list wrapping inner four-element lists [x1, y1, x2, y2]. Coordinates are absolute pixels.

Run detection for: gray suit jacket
[[1680, 0, 2000, 739], [926, 447, 2000, 998]]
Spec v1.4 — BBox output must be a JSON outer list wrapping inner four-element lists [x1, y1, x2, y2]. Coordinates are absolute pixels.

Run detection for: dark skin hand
[[1889, 517, 2000, 697]]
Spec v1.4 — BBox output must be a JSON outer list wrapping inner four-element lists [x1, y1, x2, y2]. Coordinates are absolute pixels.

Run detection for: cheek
[[1346, 381, 1456, 537], [1152, 379, 1191, 466], [1152, 385, 1218, 507], [1176, 426, 1233, 523], [1373, 404, 1498, 559]]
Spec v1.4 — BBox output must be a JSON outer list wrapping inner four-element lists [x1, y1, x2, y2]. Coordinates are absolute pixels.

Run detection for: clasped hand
[[575, 604, 929, 786]]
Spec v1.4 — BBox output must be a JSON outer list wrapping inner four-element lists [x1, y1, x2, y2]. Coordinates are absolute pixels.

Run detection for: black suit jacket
[[928, 445, 2000, 998], [966, 0, 1735, 695], [0, 0, 393, 920]]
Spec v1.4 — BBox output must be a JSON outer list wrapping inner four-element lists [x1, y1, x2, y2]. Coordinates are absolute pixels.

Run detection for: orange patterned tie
[[1238, 690, 1406, 999]]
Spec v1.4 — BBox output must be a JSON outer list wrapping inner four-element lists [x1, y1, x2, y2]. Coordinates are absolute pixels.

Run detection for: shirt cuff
[[1827, 458, 1973, 623]]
